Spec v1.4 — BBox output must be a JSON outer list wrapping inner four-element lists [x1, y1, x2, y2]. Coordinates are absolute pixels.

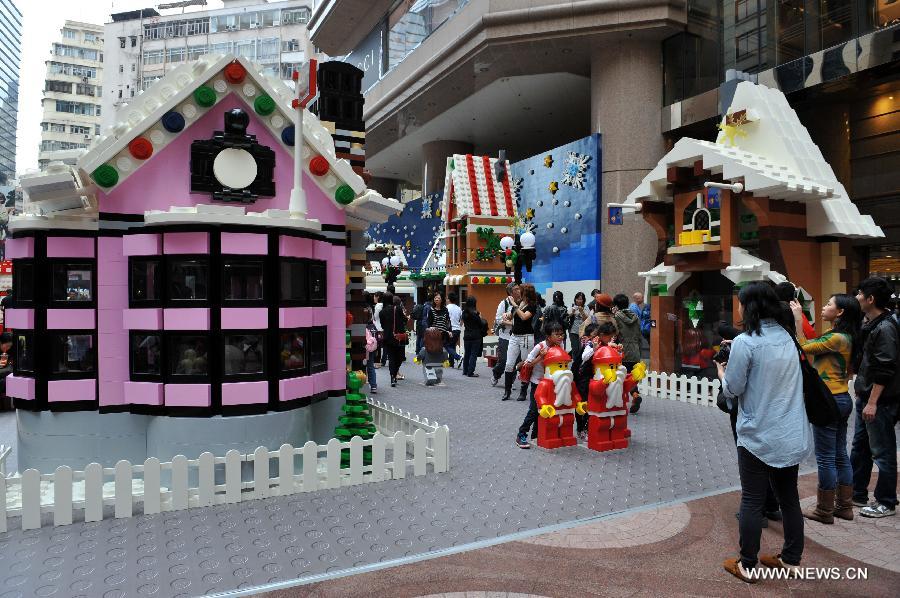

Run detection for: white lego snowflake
[[562, 151, 591, 190], [421, 194, 432, 218], [511, 176, 524, 208]]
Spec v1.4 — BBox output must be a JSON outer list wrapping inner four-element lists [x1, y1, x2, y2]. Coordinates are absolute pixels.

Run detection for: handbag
[[791, 336, 840, 426], [392, 307, 409, 345]]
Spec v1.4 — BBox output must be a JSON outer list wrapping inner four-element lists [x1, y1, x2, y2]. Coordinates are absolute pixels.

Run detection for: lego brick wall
[[367, 191, 444, 272], [509, 134, 602, 297]]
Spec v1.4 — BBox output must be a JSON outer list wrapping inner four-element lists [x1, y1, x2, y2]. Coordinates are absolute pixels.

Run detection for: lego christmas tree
[[333, 330, 375, 467]]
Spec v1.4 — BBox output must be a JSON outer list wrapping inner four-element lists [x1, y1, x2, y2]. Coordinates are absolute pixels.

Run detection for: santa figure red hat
[[533, 345, 583, 449]]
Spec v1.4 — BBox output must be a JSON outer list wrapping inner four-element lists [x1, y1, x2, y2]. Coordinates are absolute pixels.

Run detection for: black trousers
[[492, 337, 509, 379], [517, 382, 539, 438], [386, 343, 405, 380], [731, 409, 779, 513], [737, 447, 804, 568]]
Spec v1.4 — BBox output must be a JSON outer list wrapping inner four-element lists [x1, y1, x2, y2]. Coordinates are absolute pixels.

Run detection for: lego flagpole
[[290, 59, 317, 219]]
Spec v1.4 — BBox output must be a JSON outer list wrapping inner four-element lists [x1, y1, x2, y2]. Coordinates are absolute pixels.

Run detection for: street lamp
[[500, 233, 536, 284]]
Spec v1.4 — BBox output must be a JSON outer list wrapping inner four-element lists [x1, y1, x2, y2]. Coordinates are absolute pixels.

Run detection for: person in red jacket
[[534, 345, 585, 449], [586, 345, 645, 451]]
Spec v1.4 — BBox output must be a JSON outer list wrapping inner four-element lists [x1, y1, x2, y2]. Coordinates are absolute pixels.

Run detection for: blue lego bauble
[[161, 111, 185, 133], [281, 125, 295, 146]]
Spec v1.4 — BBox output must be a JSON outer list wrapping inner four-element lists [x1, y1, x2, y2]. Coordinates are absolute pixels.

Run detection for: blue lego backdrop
[[368, 191, 444, 272], [509, 134, 602, 297]]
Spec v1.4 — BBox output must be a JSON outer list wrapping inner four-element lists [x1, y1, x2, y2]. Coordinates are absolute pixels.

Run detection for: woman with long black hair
[[717, 282, 809, 582], [792, 294, 861, 524], [461, 296, 485, 377], [378, 291, 407, 387]]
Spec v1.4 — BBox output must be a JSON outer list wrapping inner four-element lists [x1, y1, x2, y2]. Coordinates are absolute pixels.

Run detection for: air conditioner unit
[[272, 20, 280, 26], [249, 23, 259, 29]]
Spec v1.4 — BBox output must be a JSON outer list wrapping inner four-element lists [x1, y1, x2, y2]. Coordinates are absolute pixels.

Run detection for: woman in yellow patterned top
[[791, 294, 861, 525]]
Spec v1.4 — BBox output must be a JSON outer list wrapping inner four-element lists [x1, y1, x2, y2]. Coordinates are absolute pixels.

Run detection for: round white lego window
[[213, 148, 257, 189]]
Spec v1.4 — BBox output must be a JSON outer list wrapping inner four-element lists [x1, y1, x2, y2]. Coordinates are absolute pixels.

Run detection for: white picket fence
[[1, 399, 450, 533], [0, 445, 10, 478], [637, 371, 721, 407]]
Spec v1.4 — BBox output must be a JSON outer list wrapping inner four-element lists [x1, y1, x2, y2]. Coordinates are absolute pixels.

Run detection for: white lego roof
[[626, 82, 883, 239], [77, 54, 366, 208], [442, 154, 515, 220]]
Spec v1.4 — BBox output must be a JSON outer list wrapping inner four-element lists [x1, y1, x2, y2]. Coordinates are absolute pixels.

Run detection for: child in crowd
[[363, 307, 378, 394], [573, 322, 617, 439], [417, 327, 449, 386], [516, 321, 567, 449]]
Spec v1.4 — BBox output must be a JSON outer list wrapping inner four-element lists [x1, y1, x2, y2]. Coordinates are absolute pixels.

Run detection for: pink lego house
[[6, 56, 398, 471]]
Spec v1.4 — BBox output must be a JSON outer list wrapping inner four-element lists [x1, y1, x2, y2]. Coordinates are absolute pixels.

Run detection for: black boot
[[502, 371, 515, 400], [516, 384, 528, 401]]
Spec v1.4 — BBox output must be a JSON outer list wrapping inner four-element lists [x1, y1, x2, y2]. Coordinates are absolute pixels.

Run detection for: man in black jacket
[[851, 277, 899, 518]]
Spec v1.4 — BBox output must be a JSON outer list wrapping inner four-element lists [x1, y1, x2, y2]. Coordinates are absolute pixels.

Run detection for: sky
[[14, 0, 224, 174]]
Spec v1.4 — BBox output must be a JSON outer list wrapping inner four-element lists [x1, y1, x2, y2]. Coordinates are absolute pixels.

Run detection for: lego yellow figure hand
[[576, 401, 587, 416], [631, 362, 647, 382], [539, 404, 556, 419], [443, 360, 450, 367], [603, 367, 617, 384]]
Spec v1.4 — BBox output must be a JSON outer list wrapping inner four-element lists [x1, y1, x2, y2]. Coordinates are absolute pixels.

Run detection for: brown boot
[[803, 488, 835, 524], [834, 484, 855, 521]]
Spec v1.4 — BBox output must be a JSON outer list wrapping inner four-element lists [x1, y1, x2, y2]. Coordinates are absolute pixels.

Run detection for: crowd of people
[[717, 276, 898, 583]]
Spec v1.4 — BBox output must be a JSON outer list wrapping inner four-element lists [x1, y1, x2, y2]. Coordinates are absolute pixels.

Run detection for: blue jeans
[[463, 338, 482, 376], [851, 396, 898, 507], [366, 354, 377, 390], [812, 392, 853, 490]]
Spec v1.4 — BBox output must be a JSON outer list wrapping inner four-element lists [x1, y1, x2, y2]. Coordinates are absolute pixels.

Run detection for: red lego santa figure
[[534, 346, 586, 449], [586, 345, 646, 451]]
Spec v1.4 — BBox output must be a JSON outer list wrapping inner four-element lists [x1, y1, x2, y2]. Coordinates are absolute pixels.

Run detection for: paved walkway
[[261, 472, 899, 598], [0, 356, 886, 598]]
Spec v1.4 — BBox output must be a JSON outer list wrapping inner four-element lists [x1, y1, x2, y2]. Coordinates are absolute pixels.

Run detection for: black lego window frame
[[13, 329, 35, 375], [221, 329, 267, 381], [308, 326, 328, 374], [129, 330, 164, 382], [278, 257, 328, 307], [47, 329, 98, 380], [11, 259, 35, 306], [167, 255, 212, 305], [48, 259, 97, 309], [277, 328, 309, 379], [221, 256, 266, 306], [128, 256, 165, 308], [166, 330, 212, 383]]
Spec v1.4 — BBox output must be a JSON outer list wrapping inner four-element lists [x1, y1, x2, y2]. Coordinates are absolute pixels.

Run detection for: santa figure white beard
[[605, 365, 627, 408], [551, 369, 575, 407]]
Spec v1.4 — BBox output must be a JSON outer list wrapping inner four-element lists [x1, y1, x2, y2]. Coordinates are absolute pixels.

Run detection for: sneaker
[[370, 388, 377, 395], [629, 395, 643, 414], [390, 378, 397, 387], [491, 376, 499, 387], [852, 497, 872, 508], [516, 433, 530, 449], [516, 395, 527, 401], [859, 503, 896, 518], [501, 393, 511, 401]]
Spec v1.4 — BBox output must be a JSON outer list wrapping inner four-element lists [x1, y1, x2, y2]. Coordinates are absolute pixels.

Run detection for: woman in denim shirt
[[718, 282, 811, 582], [792, 295, 860, 524]]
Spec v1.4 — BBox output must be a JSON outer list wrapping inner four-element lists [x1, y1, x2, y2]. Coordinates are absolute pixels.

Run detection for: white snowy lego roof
[[626, 82, 883, 239], [442, 154, 515, 220], [77, 54, 366, 208]]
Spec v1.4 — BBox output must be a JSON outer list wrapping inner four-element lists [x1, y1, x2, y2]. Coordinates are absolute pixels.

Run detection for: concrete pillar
[[368, 176, 399, 200], [421, 139, 473, 195], [591, 37, 666, 297]]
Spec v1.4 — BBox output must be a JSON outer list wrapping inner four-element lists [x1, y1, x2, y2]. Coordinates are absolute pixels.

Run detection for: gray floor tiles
[[0, 360, 804, 597]]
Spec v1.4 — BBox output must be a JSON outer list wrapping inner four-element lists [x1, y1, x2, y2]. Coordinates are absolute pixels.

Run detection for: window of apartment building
[[55, 100, 94, 115], [119, 64, 124, 73], [281, 8, 311, 25], [281, 39, 300, 52], [119, 36, 126, 48], [235, 40, 255, 59], [131, 36, 137, 47], [209, 41, 232, 55], [53, 44, 98, 61], [186, 18, 209, 36], [776, 0, 805, 65], [40, 140, 89, 152], [62, 28, 77, 39], [76, 83, 97, 96], [46, 80, 72, 93], [118, 89, 122, 99], [142, 75, 162, 90], [736, 30, 759, 59], [258, 38, 279, 61], [280, 62, 303, 80], [166, 47, 186, 63], [188, 45, 207, 60], [131, 63, 136, 72], [143, 49, 164, 65], [70, 125, 91, 135], [95, 125, 100, 135], [260, 10, 278, 27], [84, 32, 99, 43], [50, 123, 66, 133]]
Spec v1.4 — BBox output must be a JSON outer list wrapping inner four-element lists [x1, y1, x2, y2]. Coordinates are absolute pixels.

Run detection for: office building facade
[[0, 0, 21, 194], [102, 0, 314, 130], [38, 21, 104, 170]]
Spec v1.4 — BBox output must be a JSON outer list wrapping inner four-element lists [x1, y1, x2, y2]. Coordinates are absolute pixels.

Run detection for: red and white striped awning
[[442, 154, 515, 220]]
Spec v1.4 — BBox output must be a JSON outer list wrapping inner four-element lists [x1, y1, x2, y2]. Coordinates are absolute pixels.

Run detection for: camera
[[713, 343, 731, 364]]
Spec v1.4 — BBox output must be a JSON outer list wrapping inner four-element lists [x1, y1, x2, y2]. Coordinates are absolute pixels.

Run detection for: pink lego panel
[[98, 283, 129, 310], [4, 309, 35, 329], [48, 379, 96, 403], [221, 308, 268, 329], [6, 375, 35, 401], [165, 384, 211, 408], [329, 370, 345, 392], [327, 310, 345, 376], [99, 380, 125, 407], [124, 382, 164, 406], [279, 235, 313, 258], [313, 241, 333, 260], [96, 94, 346, 226], [164, 232, 209, 254], [279, 376, 314, 402], [46, 237, 94, 258], [312, 307, 329, 326], [221, 232, 268, 255], [123, 309, 164, 330], [5, 237, 34, 259], [98, 309, 125, 334], [122, 234, 162, 256], [46, 309, 95, 330], [279, 308, 312, 328], [164, 308, 210, 330], [222, 381, 268, 406]]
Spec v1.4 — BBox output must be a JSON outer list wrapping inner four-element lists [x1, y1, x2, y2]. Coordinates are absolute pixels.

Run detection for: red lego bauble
[[309, 156, 330, 176], [128, 137, 153, 160], [544, 345, 571, 365], [592, 345, 622, 366], [224, 61, 247, 84], [346, 311, 353, 327]]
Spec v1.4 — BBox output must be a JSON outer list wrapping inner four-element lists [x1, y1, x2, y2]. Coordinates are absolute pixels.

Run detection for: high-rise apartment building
[[0, 0, 22, 194], [102, 0, 314, 130], [38, 21, 104, 170]]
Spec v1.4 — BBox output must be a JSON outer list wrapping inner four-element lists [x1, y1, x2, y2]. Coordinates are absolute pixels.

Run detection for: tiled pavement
[[0, 357, 892, 598]]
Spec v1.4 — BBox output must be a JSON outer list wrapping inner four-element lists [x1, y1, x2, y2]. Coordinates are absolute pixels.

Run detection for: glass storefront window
[[51, 263, 93, 303], [821, 0, 854, 48], [223, 334, 265, 376], [777, 0, 806, 64], [131, 333, 162, 377], [223, 260, 264, 302], [309, 262, 326, 305], [15, 332, 34, 374], [170, 335, 209, 377], [130, 258, 162, 303], [279, 330, 306, 374], [280, 259, 307, 303], [308, 328, 327, 373], [169, 258, 209, 301], [51, 334, 95, 374], [12, 261, 33, 303]]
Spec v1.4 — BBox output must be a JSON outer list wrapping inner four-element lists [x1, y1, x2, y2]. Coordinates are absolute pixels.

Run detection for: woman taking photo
[[791, 294, 861, 524], [461, 296, 486, 377], [378, 292, 407, 387], [568, 292, 588, 352], [717, 282, 809, 582], [501, 283, 538, 402]]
